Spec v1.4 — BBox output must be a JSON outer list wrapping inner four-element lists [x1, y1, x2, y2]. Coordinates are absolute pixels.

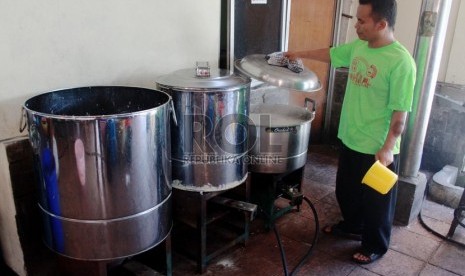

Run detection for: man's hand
[[375, 147, 394, 166]]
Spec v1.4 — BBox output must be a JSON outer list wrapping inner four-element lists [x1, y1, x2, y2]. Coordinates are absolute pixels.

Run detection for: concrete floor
[[1, 145, 465, 275], [166, 145, 465, 276]]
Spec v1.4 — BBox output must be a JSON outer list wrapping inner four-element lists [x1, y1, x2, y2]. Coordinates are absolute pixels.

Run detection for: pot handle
[[304, 98, 316, 113], [19, 106, 27, 133], [169, 99, 178, 126]]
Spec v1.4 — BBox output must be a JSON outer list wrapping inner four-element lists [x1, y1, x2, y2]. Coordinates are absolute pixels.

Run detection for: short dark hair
[[359, 0, 397, 30]]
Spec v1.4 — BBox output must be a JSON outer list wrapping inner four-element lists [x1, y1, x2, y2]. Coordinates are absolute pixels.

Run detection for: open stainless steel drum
[[156, 64, 250, 192], [22, 86, 172, 260]]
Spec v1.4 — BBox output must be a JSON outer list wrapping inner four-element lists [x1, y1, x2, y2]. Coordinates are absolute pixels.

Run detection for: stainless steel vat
[[22, 86, 172, 260], [248, 98, 316, 173], [156, 64, 251, 192], [234, 54, 320, 174]]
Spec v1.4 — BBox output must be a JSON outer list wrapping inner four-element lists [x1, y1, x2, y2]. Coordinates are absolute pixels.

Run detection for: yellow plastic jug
[[362, 160, 398, 194]]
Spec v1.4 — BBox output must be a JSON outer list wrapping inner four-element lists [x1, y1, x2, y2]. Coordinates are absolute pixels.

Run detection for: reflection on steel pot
[[156, 64, 251, 192], [248, 98, 316, 173], [22, 86, 172, 260]]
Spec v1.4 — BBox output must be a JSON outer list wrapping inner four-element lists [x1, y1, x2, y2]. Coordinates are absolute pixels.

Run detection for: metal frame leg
[[172, 180, 253, 274], [198, 192, 208, 273], [447, 189, 465, 238], [165, 233, 172, 276]]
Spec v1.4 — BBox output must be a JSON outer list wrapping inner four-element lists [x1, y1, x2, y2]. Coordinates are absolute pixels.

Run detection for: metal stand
[[118, 233, 172, 276], [250, 167, 304, 229], [172, 175, 256, 273], [447, 188, 465, 238]]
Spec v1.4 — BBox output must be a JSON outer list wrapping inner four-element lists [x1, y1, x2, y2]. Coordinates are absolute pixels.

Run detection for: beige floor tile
[[429, 243, 465, 275]]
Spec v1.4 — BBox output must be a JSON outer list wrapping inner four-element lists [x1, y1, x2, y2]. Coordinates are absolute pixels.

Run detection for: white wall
[[0, 0, 220, 140], [1, 0, 463, 141], [345, 1, 422, 54], [345, 0, 463, 85], [445, 1, 465, 84]]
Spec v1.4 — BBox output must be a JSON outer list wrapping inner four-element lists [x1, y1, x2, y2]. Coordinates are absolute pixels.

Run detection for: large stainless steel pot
[[156, 64, 251, 192], [234, 54, 320, 174], [248, 98, 316, 173], [22, 86, 172, 260]]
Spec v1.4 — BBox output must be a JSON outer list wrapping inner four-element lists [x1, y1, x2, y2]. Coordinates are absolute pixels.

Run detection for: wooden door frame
[[287, 0, 340, 143]]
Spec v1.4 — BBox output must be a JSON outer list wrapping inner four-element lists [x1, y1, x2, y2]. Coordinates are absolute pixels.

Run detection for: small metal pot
[[248, 98, 316, 173]]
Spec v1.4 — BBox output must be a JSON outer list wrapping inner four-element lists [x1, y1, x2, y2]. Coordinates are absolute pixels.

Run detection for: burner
[[250, 167, 305, 229]]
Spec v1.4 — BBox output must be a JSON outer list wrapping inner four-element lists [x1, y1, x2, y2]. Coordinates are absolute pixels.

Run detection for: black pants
[[336, 144, 398, 254]]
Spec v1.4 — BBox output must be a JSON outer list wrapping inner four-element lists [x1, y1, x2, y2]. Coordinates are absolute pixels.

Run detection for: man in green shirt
[[286, 0, 415, 264]]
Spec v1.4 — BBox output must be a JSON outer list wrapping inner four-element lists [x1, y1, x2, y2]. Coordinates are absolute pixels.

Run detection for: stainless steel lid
[[234, 54, 321, 92], [156, 63, 250, 91]]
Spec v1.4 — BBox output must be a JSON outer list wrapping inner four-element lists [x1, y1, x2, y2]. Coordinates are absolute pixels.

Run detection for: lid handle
[[196, 61, 210, 78], [304, 98, 317, 113]]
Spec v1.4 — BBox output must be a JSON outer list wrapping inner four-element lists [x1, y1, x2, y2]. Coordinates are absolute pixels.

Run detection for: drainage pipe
[[400, 0, 452, 177]]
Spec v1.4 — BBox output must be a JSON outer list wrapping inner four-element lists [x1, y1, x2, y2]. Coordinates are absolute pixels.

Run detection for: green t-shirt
[[330, 39, 416, 154]]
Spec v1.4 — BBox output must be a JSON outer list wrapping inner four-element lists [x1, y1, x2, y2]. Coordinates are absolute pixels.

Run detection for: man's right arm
[[285, 48, 331, 63]]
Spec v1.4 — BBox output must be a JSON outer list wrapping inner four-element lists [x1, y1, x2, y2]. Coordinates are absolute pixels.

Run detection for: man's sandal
[[322, 223, 362, 241]]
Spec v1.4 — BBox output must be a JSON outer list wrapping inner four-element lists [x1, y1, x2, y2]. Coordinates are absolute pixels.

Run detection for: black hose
[[290, 196, 320, 275], [273, 223, 289, 276], [271, 195, 320, 276], [418, 186, 465, 249], [418, 206, 465, 249]]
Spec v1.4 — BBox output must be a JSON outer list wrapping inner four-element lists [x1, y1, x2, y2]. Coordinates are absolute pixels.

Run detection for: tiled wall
[[423, 83, 465, 187]]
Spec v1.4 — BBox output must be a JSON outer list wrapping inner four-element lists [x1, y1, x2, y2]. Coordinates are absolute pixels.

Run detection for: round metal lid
[[234, 54, 321, 92], [155, 67, 250, 91]]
